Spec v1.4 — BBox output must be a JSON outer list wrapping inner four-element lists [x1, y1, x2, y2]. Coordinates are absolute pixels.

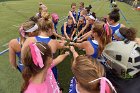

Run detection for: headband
[[25, 24, 38, 32], [89, 15, 96, 20], [19, 26, 25, 37], [89, 77, 117, 93]]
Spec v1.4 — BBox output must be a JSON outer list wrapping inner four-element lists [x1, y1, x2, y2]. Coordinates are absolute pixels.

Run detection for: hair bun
[[89, 5, 92, 9], [41, 12, 50, 21]]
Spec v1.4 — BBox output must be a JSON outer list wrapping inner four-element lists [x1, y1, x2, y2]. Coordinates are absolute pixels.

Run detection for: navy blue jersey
[[78, 23, 85, 32], [77, 9, 84, 20], [16, 38, 24, 72], [53, 21, 58, 31], [77, 9, 81, 20], [16, 38, 21, 64], [61, 23, 74, 35], [85, 24, 92, 33], [68, 11, 77, 20], [72, 11, 77, 20]]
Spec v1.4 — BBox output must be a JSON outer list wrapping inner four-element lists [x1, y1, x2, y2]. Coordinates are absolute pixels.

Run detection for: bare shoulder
[[24, 37, 36, 44], [85, 20, 89, 26], [9, 39, 19, 47], [82, 41, 90, 47], [9, 39, 18, 44], [121, 24, 125, 27], [21, 37, 36, 57], [135, 38, 140, 45], [27, 37, 36, 41], [49, 39, 58, 45], [9, 38, 21, 52], [83, 40, 94, 55], [22, 37, 36, 49], [82, 41, 89, 44], [69, 11, 72, 14], [64, 22, 67, 25]]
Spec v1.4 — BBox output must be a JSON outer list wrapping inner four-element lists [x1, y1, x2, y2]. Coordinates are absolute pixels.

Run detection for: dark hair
[[21, 42, 52, 93], [71, 3, 76, 8], [108, 8, 120, 22], [91, 12, 96, 19], [85, 5, 92, 13], [119, 27, 137, 41], [80, 2, 84, 7]]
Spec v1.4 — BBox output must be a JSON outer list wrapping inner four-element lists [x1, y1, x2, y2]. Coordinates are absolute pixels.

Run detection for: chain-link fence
[[118, 0, 140, 8]]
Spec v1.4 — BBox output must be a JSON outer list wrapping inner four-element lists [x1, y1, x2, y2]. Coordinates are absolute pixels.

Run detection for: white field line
[[2, 43, 8, 47], [0, 15, 67, 55], [17, 10, 30, 13], [12, 15, 67, 28], [0, 48, 9, 55], [58, 16, 67, 22], [13, 25, 19, 28], [0, 2, 68, 55]]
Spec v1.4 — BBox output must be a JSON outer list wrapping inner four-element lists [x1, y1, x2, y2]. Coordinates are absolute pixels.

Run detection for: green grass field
[[0, 0, 140, 93]]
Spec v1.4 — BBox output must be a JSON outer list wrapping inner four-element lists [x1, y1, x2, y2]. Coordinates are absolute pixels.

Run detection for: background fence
[[118, 0, 140, 7]]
